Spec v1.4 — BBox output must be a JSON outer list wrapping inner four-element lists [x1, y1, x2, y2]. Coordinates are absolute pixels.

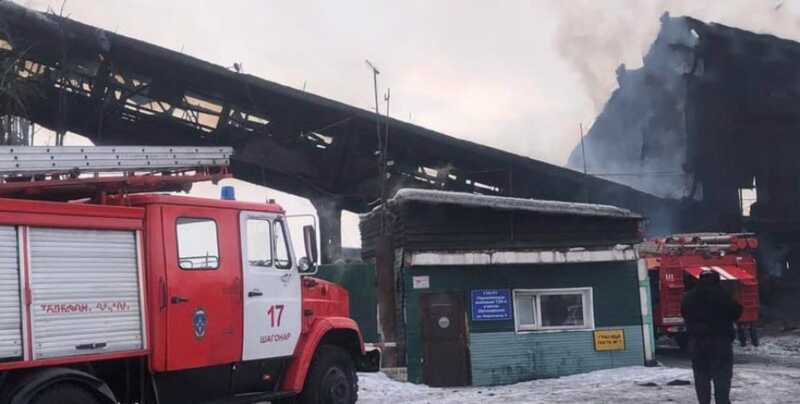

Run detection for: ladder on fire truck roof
[[639, 232, 759, 255], [0, 146, 234, 201]]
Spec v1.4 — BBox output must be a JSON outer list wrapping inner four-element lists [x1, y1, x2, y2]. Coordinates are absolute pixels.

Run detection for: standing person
[[681, 270, 743, 404]]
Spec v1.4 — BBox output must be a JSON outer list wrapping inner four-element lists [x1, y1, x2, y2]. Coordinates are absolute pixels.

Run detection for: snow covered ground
[[354, 334, 800, 403], [358, 363, 800, 403], [737, 333, 800, 358]]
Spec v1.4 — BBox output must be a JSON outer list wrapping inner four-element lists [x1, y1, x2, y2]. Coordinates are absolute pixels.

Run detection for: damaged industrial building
[[568, 13, 800, 316]]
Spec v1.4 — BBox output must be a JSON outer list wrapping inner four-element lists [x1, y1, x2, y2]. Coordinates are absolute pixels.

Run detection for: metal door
[[240, 212, 301, 361], [163, 206, 242, 371], [421, 293, 470, 387]]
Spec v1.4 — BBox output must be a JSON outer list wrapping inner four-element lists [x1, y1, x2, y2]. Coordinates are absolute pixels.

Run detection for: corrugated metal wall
[[29, 228, 143, 359], [0, 226, 21, 360], [470, 326, 644, 386]]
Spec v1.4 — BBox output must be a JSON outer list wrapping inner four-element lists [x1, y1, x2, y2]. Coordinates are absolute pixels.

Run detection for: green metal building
[[315, 263, 379, 343], [361, 189, 656, 387]]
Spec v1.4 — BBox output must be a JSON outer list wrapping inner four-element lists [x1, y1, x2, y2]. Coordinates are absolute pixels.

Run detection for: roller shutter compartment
[[29, 228, 143, 359], [0, 226, 21, 360]]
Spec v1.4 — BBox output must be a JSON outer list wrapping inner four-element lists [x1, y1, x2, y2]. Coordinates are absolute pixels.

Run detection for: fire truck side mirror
[[298, 257, 315, 274], [302, 225, 318, 270]]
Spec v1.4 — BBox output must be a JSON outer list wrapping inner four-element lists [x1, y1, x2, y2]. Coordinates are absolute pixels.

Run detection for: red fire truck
[[641, 233, 760, 350], [0, 146, 379, 404]]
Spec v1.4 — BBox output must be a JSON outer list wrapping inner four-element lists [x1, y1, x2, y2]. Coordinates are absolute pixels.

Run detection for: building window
[[246, 219, 272, 267], [177, 217, 220, 270], [513, 288, 594, 332]]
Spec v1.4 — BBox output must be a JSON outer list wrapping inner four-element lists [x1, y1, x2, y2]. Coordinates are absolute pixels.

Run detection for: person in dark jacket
[[681, 269, 743, 404]]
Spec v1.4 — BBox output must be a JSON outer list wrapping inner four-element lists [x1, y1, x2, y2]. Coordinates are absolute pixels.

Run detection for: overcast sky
[[21, 0, 800, 248]]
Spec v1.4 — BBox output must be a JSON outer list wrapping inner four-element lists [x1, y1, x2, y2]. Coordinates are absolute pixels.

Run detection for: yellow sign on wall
[[594, 329, 625, 351]]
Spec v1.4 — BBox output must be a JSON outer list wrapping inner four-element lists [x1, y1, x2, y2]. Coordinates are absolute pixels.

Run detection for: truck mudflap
[[357, 345, 381, 372]]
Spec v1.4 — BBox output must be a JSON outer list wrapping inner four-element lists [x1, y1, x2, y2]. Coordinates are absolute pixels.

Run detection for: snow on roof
[[387, 189, 641, 219]]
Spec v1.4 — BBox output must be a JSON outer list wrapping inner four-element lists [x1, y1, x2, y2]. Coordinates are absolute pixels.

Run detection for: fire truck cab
[[0, 147, 378, 404]]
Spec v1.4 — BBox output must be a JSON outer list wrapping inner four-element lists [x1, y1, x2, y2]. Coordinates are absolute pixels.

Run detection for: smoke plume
[[554, 0, 800, 118]]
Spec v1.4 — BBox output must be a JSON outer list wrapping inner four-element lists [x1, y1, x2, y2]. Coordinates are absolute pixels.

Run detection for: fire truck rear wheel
[[29, 383, 100, 404], [299, 344, 358, 404]]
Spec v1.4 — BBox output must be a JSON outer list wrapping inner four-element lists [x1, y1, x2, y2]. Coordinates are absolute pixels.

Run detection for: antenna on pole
[[365, 60, 383, 193], [365, 60, 382, 152], [365, 59, 381, 116]]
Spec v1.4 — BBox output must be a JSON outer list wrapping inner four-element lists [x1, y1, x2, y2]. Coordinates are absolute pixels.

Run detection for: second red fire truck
[[641, 233, 760, 350]]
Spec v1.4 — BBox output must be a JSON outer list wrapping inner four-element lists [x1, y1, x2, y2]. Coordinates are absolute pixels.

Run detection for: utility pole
[[365, 59, 382, 161], [366, 60, 381, 122], [366, 60, 385, 232], [383, 87, 391, 197]]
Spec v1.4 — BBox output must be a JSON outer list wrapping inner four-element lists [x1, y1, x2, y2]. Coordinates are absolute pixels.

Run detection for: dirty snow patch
[[358, 363, 800, 403], [736, 335, 800, 358]]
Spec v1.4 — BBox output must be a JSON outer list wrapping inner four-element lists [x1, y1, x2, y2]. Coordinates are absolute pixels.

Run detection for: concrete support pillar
[[312, 198, 343, 264]]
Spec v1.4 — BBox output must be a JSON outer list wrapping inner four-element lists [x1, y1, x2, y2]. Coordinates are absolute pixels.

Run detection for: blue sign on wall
[[471, 289, 512, 321]]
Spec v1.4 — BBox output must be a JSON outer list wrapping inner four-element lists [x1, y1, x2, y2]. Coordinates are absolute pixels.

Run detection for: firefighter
[[681, 269, 743, 404]]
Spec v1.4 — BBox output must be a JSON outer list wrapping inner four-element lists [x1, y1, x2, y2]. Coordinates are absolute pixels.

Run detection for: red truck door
[[239, 212, 301, 361], [162, 206, 243, 370], [659, 267, 684, 325]]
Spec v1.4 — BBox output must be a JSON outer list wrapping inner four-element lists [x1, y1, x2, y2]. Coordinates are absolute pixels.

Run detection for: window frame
[[513, 287, 594, 333], [244, 217, 274, 268], [176, 216, 221, 271], [272, 219, 292, 270]]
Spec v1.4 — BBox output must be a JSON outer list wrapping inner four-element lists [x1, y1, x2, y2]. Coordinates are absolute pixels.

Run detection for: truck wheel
[[299, 345, 358, 404], [29, 383, 100, 404]]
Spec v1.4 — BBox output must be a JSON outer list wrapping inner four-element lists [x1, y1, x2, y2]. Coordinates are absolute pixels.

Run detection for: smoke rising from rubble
[[554, 0, 800, 119], [558, 0, 800, 199], [565, 14, 698, 199]]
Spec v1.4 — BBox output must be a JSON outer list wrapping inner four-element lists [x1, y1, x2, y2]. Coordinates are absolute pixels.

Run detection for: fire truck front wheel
[[299, 344, 358, 404], [28, 383, 101, 404]]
